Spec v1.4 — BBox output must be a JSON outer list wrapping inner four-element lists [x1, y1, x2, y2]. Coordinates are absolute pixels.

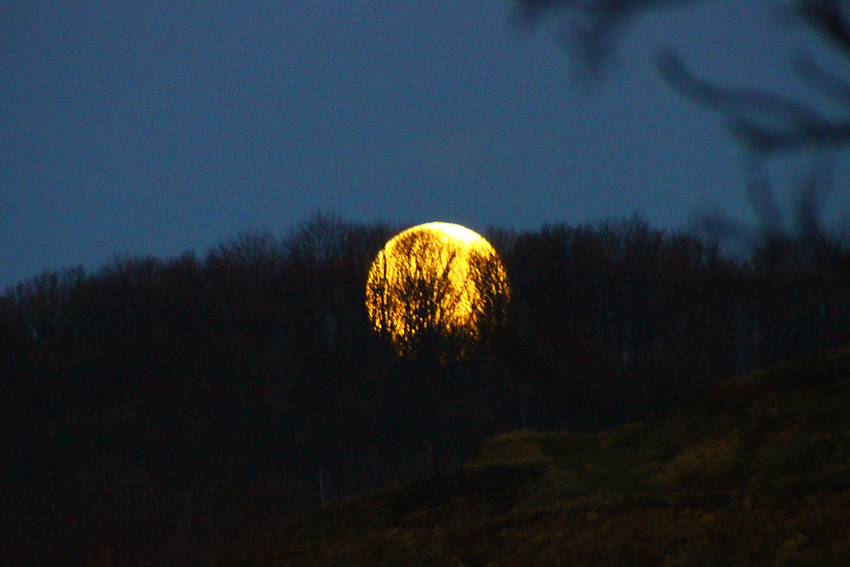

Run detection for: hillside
[[264, 345, 850, 566], [4, 221, 850, 566]]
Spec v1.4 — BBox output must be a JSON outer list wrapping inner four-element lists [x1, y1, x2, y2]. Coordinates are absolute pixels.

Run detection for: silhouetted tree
[[366, 227, 510, 362]]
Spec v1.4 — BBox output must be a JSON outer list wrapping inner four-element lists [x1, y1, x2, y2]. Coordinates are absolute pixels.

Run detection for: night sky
[[3, 0, 849, 289]]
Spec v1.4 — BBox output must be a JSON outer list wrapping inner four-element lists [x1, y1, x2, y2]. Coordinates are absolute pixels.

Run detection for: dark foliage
[[1, 213, 849, 564]]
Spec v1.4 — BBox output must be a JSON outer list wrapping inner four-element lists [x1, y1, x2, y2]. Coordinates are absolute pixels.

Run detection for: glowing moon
[[365, 222, 510, 359]]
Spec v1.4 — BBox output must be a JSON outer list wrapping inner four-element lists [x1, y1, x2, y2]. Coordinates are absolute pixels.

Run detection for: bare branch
[[795, 0, 850, 53], [509, 0, 700, 75], [506, 0, 850, 260], [693, 157, 844, 259], [658, 51, 850, 154], [511, 1, 850, 154], [659, 52, 823, 120], [793, 52, 850, 106], [728, 116, 850, 153]]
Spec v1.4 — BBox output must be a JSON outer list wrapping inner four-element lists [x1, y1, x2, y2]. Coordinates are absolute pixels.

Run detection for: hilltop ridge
[[265, 345, 850, 566]]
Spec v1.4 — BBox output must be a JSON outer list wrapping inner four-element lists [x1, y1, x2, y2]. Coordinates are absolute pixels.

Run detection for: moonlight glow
[[365, 222, 510, 359]]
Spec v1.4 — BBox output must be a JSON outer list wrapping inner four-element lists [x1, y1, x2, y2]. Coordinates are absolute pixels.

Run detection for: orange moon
[[365, 222, 509, 359]]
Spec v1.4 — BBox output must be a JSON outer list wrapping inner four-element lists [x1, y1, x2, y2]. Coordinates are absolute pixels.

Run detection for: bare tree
[[507, 0, 850, 266], [366, 228, 510, 361]]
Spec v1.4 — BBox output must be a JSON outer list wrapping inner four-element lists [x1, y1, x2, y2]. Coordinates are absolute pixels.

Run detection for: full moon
[[365, 222, 510, 359]]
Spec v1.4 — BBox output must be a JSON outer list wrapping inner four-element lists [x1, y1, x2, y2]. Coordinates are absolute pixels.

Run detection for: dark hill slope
[[265, 346, 850, 566]]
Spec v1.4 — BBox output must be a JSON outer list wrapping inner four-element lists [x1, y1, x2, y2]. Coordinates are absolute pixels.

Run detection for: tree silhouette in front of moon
[[365, 222, 510, 361]]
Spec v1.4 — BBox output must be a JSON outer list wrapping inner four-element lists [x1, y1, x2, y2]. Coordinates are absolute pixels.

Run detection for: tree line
[[1, 212, 848, 561]]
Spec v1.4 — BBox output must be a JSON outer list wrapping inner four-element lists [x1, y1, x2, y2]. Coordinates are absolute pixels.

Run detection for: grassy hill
[[261, 346, 850, 566]]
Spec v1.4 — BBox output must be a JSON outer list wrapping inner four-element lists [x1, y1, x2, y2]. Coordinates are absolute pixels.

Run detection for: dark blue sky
[[2, 1, 848, 289]]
